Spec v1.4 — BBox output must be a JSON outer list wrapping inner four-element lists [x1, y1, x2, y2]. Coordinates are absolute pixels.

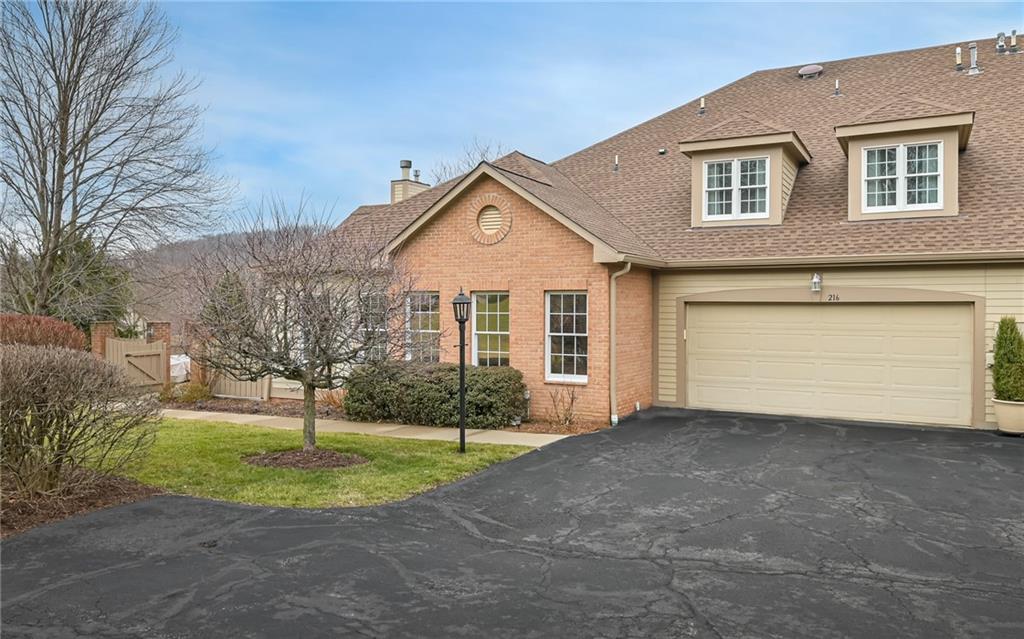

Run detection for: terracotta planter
[[993, 399, 1024, 434]]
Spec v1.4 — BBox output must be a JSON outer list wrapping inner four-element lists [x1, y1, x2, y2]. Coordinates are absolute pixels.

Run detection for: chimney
[[391, 160, 429, 204], [968, 42, 981, 75]]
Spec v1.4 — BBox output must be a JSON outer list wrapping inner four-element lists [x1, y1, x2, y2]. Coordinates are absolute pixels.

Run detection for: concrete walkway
[[161, 409, 566, 448]]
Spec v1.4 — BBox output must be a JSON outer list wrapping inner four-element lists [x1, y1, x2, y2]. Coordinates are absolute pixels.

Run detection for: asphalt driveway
[[3, 409, 1024, 638]]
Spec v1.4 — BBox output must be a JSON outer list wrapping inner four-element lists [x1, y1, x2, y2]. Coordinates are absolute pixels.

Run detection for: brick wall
[[90, 321, 116, 359], [397, 175, 613, 422], [614, 266, 653, 417]]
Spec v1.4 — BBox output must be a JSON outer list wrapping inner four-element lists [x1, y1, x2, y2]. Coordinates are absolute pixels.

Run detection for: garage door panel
[[754, 333, 816, 353], [821, 334, 887, 355], [686, 303, 972, 427], [821, 362, 887, 385], [891, 365, 965, 390], [694, 358, 752, 379], [891, 336, 966, 358], [752, 360, 817, 382]]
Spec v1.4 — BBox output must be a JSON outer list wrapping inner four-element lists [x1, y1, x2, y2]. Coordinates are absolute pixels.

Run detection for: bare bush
[[0, 344, 159, 496], [548, 387, 579, 428], [0, 313, 86, 350]]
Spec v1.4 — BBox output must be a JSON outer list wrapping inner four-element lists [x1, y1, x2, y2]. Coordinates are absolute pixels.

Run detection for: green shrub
[[161, 381, 213, 403], [344, 361, 527, 429], [993, 316, 1024, 402], [0, 313, 87, 350]]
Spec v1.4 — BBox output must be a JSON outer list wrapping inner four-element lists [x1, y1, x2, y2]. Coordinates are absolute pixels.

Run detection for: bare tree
[[0, 0, 230, 323], [429, 136, 508, 184], [184, 200, 416, 451]]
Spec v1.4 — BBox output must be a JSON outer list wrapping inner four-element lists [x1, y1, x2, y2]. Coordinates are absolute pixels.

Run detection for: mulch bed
[[244, 449, 369, 470], [164, 397, 345, 419], [1, 472, 160, 539]]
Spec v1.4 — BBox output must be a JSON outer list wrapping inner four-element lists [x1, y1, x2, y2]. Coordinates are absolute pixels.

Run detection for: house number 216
[[826, 293, 841, 302]]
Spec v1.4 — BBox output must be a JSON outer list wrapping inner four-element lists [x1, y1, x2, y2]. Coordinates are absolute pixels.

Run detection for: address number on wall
[[826, 293, 841, 302]]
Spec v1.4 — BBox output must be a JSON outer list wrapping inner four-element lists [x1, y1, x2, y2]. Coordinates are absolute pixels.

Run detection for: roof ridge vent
[[797, 64, 823, 79]]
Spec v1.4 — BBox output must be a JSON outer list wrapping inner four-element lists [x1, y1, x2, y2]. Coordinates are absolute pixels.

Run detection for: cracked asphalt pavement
[[3, 409, 1024, 638]]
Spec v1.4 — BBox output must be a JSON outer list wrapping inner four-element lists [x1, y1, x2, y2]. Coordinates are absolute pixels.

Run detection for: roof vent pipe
[[968, 42, 981, 75], [833, 79, 841, 97], [955, 46, 963, 71], [413, 169, 421, 182], [399, 159, 412, 180], [613, 154, 619, 172], [1011, 30, 1019, 53], [996, 32, 1006, 53], [697, 97, 706, 116]]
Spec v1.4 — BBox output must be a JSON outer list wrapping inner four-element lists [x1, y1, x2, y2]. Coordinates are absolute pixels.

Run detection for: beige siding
[[656, 264, 1024, 424], [781, 153, 797, 214]]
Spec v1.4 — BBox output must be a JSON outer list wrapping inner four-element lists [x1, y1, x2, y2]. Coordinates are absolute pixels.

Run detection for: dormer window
[[679, 115, 810, 228], [835, 104, 973, 222], [863, 141, 942, 213], [703, 156, 769, 220]]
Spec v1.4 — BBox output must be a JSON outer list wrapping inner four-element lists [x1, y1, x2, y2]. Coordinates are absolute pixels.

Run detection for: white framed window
[[405, 292, 440, 363], [357, 293, 388, 362], [702, 156, 769, 220], [545, 291, 588, 383], [472, 292, 509, 366], [862, 141, 942, 213]]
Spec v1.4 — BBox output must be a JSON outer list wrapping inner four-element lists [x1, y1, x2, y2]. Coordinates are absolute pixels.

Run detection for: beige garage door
[[685, 303, 973, 426]]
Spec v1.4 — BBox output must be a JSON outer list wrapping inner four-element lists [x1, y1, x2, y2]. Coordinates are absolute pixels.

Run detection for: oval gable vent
[[478, 206, 503, 234]]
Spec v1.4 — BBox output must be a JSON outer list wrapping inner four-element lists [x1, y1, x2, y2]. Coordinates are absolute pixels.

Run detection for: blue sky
[[163, 1, 1022, 221]]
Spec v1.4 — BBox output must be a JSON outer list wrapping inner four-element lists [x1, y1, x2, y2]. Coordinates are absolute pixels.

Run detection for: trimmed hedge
[[343, 360, 527, 429], [993, 316, 1024, 402], [0, 313, 86, 350]]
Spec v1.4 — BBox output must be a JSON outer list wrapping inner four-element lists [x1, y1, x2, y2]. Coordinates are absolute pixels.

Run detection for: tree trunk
[[302, 382, 316, 450]]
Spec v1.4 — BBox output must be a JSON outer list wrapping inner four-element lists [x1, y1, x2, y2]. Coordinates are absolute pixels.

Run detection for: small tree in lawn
[[184, 200, 415, 450]]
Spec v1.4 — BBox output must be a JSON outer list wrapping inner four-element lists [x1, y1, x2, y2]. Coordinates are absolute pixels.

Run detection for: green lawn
[[127, 419, 530, 508]]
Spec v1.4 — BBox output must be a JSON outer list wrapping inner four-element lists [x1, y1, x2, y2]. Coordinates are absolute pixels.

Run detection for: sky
[[162, 1, 1022, 222]]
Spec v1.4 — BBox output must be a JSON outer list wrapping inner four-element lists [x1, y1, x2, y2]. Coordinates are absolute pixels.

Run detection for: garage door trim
[[674, 286, 986, 427]]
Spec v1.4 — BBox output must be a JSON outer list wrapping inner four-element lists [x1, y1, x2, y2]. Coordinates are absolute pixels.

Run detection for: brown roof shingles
[[345, 38, 1024, 263]]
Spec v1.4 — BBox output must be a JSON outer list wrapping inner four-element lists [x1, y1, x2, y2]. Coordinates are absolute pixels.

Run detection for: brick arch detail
[[465, 192, 513, 245]]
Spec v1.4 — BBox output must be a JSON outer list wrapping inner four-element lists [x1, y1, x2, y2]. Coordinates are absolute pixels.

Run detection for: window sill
[[701, 213, 771, 222], [544, 377, 588, 386]]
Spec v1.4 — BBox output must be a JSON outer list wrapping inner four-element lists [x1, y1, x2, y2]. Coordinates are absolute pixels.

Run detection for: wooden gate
[[105, 337, 167, 387]]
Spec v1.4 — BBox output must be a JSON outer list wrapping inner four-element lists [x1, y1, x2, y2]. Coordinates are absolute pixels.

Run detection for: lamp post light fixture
[[452, 289, 471, 453], [810, 272, 823, 293]]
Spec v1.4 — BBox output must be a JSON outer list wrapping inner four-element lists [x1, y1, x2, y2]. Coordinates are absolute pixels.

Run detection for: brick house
[[340, 38, 1023, 429]]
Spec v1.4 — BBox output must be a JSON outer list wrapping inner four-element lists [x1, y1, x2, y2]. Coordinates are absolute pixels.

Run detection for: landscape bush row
[[343, 360, 528, 429]]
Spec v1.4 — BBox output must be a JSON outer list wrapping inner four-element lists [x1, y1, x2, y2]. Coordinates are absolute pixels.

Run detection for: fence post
[[146, 321, 172, 388], [90, 322, 116, 360]]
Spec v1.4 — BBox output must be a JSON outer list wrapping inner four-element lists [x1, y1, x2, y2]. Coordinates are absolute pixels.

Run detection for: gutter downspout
[[609, 261, 632, 426]]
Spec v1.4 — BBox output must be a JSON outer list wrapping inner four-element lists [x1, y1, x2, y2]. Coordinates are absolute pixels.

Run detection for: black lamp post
[[452, 289, 471, 453]]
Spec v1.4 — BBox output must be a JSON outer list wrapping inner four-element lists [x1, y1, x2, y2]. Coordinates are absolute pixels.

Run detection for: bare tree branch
[[182, 199, 416, 449], [429, 135, 507, 184], [0, 0, 232, 323]]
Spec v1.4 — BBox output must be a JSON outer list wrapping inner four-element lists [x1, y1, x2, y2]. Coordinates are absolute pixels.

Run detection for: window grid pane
[[705, 161, 733, 217], [546, 292, 588, 379], [407, 292, 440, 363], [474, 292, 510, 367], [905, 143, 939, 205]]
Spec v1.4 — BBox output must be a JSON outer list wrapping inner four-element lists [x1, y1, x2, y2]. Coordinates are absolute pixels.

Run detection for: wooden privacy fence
[[209, 373, 269, 401], [105, 337, 167, 387]]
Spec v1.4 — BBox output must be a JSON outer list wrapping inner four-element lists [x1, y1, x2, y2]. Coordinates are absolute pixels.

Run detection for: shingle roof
[[344, 38, 1024, 263], [683, 112, 789, 142], [844, 94, 963, 126]]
